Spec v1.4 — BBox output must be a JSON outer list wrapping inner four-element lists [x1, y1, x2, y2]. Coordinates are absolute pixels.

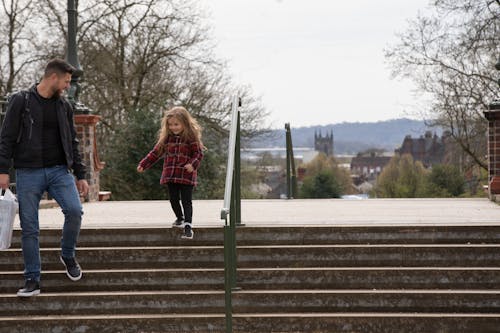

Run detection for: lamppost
[[65, 0, 105, 203], [491, 57, 500, 110], [66, 0, 90, 114]]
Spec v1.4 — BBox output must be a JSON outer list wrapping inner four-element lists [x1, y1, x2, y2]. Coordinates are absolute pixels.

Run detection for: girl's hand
[[184, 164, 194, 173], [137, 166, 144, 173]]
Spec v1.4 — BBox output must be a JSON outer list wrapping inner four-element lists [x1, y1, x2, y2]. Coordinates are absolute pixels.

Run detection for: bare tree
[[0, 0, 46, 94], [28, 0, 268, 141], [169, 64, 269, 142], [1, 0, 268, 199], [385, 0, 500, 171]]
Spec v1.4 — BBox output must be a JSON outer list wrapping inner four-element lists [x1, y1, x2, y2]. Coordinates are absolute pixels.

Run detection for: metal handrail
[[221, 94, 240, 222], [220, 94, 241, 333]]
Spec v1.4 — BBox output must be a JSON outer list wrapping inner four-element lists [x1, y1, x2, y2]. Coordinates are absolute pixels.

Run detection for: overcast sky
[[202, 0, 432, 128]]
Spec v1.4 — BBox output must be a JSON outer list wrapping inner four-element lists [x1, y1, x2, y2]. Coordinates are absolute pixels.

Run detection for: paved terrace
[[13, 198, 500, 229]]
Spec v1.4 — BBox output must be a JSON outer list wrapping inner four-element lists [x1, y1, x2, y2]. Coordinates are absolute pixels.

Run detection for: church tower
[[314, 130, 334, 156]]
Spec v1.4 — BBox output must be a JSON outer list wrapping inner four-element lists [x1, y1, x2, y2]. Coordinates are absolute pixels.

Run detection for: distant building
[[350, 151, 392, 180], [395, 131, 451, 167], [314, 130, 334, 156], [350, 150, 393, 195]]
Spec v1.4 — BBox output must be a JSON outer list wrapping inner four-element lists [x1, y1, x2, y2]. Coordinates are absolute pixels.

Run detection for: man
[[0, 59, 89, 297]]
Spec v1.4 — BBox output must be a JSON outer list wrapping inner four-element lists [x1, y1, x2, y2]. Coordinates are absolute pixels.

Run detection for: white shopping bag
[[0, 188, 18, 250]]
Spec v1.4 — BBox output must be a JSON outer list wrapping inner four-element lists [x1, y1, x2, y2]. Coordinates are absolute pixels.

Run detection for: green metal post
[[289, 130, 298, 199], [285, 123, 298, 199], [221, 95, 242, 332], [229, 179, 237, 289], [235, 111, 242, 225], [223, 224, 233, 332], [231, 106, 242, 288], [285, 123, 291, 199]]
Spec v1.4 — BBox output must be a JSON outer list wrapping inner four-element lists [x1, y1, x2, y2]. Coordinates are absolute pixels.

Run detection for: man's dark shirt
[[38, 92, 66, 167]]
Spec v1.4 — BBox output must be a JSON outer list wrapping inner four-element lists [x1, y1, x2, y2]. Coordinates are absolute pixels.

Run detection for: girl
[[137, 106, 204, 239]]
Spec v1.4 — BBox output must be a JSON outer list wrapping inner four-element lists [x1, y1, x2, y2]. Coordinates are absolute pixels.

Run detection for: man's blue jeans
[[16, 165, 83, 281]]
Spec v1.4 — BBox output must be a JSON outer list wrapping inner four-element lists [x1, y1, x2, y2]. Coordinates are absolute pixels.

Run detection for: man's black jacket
[[0, 85, 86, 180]]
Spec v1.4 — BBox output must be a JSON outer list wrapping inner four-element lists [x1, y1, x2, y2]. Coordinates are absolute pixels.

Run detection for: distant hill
[[247, 118, 441, 155]]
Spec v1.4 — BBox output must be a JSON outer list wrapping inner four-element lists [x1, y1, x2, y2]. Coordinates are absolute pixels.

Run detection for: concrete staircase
[[1, 225, 500, 332]]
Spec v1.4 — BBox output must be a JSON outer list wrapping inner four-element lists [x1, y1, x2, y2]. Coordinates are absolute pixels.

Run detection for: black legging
[[167, 183, 194, 223]]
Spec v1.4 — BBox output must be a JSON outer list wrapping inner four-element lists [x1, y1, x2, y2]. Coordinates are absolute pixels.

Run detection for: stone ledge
[[40, 200, 59, 209], [99, 191, 112, 201]]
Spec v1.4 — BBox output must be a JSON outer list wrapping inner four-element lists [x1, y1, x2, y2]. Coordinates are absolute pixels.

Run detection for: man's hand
[[0, 174, 9, 190], [184, 164, 194, 173], [76, 179, 90, 197]]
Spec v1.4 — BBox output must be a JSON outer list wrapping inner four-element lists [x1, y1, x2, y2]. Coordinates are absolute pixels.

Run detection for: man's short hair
[[44, 58, 75, 77]]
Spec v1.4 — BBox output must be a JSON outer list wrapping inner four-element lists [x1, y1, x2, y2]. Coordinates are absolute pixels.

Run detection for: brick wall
[[484, 108, 500, 201], [74, 115, 105, 202]]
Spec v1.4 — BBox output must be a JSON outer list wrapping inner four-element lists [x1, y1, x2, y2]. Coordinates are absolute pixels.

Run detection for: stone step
[[237, 267, 500, 291], [1, 313, 500, 333], [1, 290, 225, 316], [0, 269, 225, 293], [2, 244, 500, 271], [10, 225, 500, 248], [240, 244, 500, 268], [0, 314, 225, 333], [235, 313, 500, 333], [234, 290, 500, 314], [4, 224, 500, 333], [2, 290, 500, 316], [10, 227, 221, 248], [0, 246, 223, 271], [2, 267, 500, 293]]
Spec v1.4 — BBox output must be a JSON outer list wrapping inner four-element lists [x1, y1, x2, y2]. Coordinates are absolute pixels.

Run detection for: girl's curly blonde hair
[[155, 106, 204, 156]]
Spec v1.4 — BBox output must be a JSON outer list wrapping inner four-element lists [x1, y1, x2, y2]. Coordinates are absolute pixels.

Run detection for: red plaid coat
[[139, 135, 204, 186]]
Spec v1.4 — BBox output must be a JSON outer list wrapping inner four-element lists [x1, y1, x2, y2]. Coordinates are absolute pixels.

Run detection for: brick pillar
[[484, 108, 500, 201], [74, 115, 105, 202]]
